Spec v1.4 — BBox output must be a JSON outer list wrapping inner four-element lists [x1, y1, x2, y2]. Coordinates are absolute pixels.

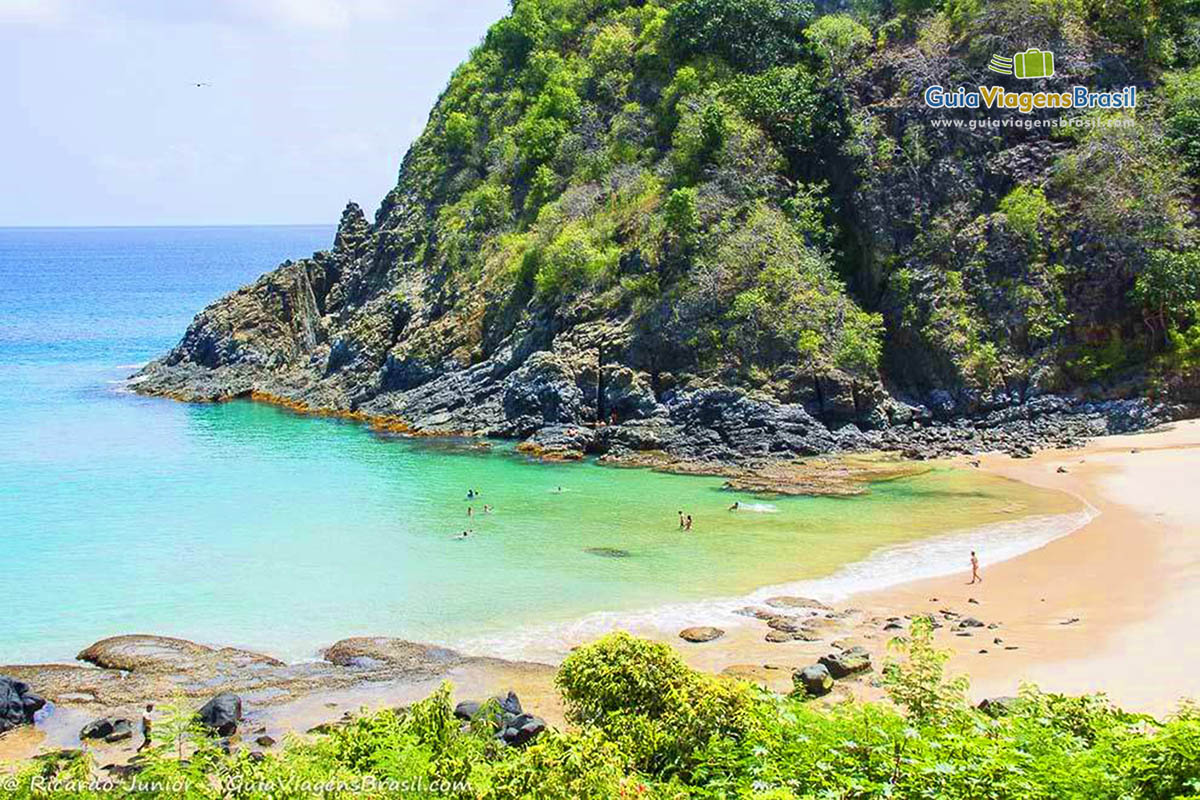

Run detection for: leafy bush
[[998, 184, 1055, 241], [665, 0, 813, 72]]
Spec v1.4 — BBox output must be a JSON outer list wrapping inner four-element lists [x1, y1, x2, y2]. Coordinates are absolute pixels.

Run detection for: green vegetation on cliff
[[357, 0, 1200, 404], [11, 626, 1200, 798]]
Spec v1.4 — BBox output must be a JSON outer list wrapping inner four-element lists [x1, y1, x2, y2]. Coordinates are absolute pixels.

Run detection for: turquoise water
[[0, 227, 1079, 665]]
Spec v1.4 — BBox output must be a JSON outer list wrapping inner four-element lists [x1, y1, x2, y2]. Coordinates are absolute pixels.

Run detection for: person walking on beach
[[969, 551, 982, 584], [138, 703, 154, 753]]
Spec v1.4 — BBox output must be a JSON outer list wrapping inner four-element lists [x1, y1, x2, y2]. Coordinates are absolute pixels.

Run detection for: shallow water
[[0, 227, 1081, 665]]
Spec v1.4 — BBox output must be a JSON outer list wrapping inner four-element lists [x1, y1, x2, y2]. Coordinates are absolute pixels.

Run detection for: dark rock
[[818, 647, 872, 679], [497, 713, 546, 747], [197, 692, 242, 737], [255, 735, 276, 747], [977, 696, 1020, 717], [493, 691, 522, 716], [105, 719, 133, 743], [453, 701, 481, 721], [679, 627, 725, 643], [81, 717, 129, 741], [0, 676, 43, 733], [794, 664, 834, 697], [958, 617, 985, 629], [585, 547, 631, 558]]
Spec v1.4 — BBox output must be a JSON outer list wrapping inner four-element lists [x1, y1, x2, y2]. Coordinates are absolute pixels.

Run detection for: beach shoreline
[[5, 421, 1198, 765]]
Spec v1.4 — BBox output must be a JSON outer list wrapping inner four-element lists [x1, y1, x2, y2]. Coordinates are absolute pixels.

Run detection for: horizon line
[[0, 222, 335, 230]]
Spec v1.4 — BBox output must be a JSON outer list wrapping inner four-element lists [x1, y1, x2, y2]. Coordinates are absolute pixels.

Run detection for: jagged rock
[[679, 627, 725, 643], [818, 647, 872, 679], [958, 617, 985, 629], [497, 713, 545, 747], [794, 664, 834, 697], [0, 676, 44, 733], [197, 692, 242, 737], [493, 691, 522, 716]]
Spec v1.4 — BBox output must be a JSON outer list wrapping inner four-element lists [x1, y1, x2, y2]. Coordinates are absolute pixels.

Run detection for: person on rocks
[[138, 703, 154, 753], [969, 551, 982, 584]]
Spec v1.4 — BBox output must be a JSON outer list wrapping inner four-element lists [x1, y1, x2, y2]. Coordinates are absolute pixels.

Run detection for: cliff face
[[133, 0, 1200, 461]]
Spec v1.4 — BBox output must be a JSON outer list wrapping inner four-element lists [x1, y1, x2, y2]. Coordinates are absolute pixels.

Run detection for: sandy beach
[[655, 420, 1200, 716], [854, 418, 1200, 715]]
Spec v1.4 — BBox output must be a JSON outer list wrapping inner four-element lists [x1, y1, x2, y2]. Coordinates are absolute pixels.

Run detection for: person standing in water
[[685, 514, 693, 531], [678, 511, 685, 529], [969, 551, 982, 584]]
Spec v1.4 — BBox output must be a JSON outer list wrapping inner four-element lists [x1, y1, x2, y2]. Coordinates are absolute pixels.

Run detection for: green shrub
[[666, 0, 813, 72], [998, 184, 1055, 241]]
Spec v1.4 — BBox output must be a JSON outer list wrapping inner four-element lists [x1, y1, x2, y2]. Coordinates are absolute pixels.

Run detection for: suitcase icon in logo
[[1014, 49, 1054, 79]]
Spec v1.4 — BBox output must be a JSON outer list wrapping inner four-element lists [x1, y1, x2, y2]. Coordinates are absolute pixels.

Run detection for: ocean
[[0, 226, 1085, 665]]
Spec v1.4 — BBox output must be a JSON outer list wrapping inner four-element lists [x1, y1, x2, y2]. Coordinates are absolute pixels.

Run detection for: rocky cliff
[[133, 0, 1200, 461]]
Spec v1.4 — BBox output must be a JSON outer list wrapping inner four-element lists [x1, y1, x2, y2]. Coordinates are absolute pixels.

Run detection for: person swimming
[[729, 502, 740, 511]]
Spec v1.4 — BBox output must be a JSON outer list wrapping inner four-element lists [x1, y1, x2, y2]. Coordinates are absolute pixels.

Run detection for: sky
[[0, 0, 510, 227]]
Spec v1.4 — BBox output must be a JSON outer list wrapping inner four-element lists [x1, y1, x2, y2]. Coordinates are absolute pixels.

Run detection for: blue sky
[[0, 0, 509, 226]]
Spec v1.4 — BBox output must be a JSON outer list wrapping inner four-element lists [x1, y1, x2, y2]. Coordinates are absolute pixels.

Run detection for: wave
[[733, 502, 778, 514], [454, 505, 1098, 663]]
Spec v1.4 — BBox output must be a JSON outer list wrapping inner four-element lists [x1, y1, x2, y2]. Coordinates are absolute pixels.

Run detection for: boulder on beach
[[323, 638, 462, 670], [454, 701, 482, 721], [80, 717, 133, 742], [198, 692, 243, 737], [794, 664, 834, 697], [679, 627, 725, 643], [819, 647, 872, 679], [77, 635, 283, 674], [498, 713, 546, 747], [1, 676, 45, 733]]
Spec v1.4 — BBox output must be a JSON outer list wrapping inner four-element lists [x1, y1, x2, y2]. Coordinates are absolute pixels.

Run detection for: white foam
[[735, 502, 779, 514], [454, 505, 1098, 663]]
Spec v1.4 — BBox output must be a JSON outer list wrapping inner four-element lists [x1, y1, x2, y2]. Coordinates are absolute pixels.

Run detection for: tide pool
[[0, 227, 1080, 665]]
